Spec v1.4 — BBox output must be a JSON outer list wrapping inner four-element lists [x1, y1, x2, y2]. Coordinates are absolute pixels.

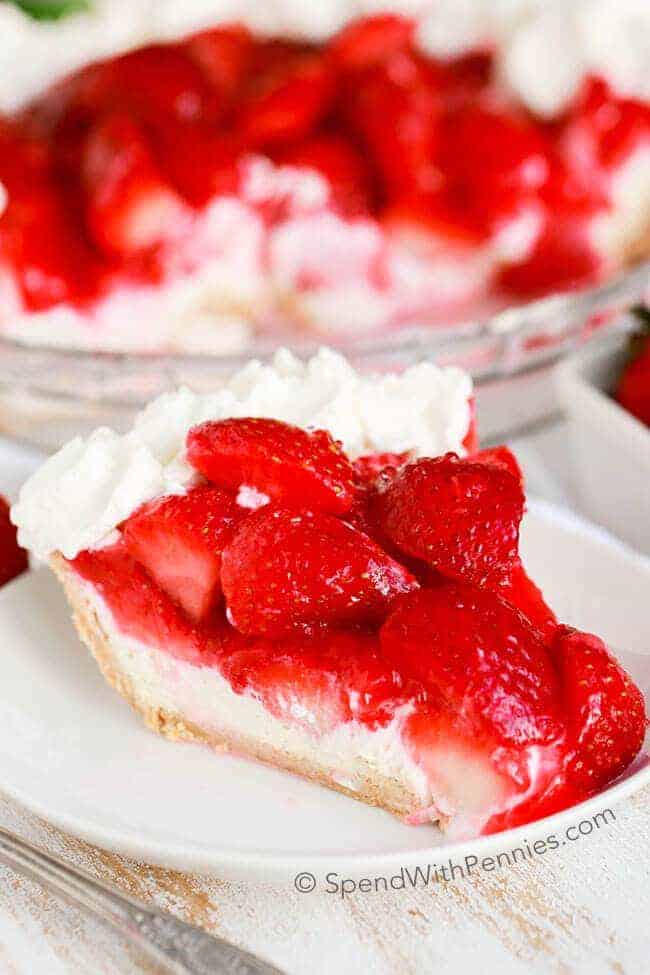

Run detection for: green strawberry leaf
[[7, 1, 89, 20]]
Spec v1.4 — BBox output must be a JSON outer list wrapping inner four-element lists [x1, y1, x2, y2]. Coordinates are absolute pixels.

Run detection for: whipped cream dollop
[[0, 0, 648, 116], [12, 347, 473, 559]]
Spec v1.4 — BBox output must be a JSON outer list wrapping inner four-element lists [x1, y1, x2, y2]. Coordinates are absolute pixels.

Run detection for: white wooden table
[[0, 424, 648, 975]]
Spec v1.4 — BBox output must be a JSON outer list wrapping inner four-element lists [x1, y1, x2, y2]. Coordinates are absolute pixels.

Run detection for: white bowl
[[556, 334, 650, 554]]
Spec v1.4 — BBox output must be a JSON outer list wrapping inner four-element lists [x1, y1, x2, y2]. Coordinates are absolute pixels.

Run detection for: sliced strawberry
[[105, 44, 222, 124], [186, 417, 357, 515], [616, 334, 650, 427], [472, 445, 523, 484], [328, 15, 414, 70], [435, 105, 552, 235], [221, 506, 418, 636], [272, 135, 374, 215], [497, 217, 601, 297], [353, 451, 410, 487], [0, 497, 28, 588], [236, 47, 335, 148], [185, 25, 254, 98], [380, 583, 562, 746], [150, 119, 241, 207], [82, 110, 187, 257], [0, 124, 105, 308], [343, 54, 440, 199], [575, 76, 650, 169], [372, 453, 525, 585], [553, 626, 647, 791], [498, 558, 557, 644], [122, 485, 241, 623]]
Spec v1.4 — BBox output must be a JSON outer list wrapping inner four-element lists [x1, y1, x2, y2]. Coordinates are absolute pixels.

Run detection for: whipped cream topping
[[0, 0, 648, 116], [12, 347, 473, 559]]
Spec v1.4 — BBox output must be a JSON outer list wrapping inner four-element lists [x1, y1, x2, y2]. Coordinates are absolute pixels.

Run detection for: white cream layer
[[0, 0, 648, 117], [12, 346, 473, 560]]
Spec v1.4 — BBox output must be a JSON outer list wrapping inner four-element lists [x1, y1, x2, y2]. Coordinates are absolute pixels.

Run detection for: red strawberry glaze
[[1, 19, 643, 323]]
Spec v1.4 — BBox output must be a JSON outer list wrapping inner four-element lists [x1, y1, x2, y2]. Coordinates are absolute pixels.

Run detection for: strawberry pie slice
[[12, 349, 647, 836], [0, 6, 648, 352]]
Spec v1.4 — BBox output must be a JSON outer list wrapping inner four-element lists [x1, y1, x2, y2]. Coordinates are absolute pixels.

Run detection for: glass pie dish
[[0, 258, 648, 451]]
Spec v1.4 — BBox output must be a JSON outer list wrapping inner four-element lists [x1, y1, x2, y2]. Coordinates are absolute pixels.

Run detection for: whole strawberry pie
[[12, 349, 647, 837], [0, 3, 648, 353]]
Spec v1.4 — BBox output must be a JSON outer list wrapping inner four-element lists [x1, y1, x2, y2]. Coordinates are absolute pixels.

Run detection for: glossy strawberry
[[104, 44, 222, 124], [187, 418, 357, 515], [380, 583, 562, 746], [273, 135, 374, 215], [498, 558, 557, 643], [223, 627, 408, 732], [328, 14, 414, 70], [498, 216, 601, 297], [353, 451, 410, 487], [343, 53, 440, 199], [221, 506, 418, 636], [575, 77, 650, 169], [472, 445, 523, 484], [553, 626, 647, 790], [123, 486, 241, 622], [236, 46, 335, 148], [185, 26, 254, 98], [373, 453, 525, 585], [150, 120, 241, 207], [616, 332, 650, 427], [82, 111, 187, 257], [0, 496, 28, 588], [435, 105, 551, 235]]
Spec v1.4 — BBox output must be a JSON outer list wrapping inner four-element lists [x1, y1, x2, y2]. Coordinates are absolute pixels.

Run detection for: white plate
[[0, 499, 648, 883]]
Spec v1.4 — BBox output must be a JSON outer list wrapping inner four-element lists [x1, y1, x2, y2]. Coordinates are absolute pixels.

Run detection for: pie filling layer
[[53, 414, 646, 836], [1, 15, 649, 351]]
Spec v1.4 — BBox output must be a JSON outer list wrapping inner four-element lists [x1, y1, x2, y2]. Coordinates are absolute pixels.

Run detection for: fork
[[0, 827, 285, 974]]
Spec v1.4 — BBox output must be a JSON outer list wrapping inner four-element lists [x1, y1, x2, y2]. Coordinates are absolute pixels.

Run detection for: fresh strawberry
[[553, 626, 647, 790], [185, 25, 254, 98], [150, 120, 241, 207], [104, 44, 222, 124], [236, 46, 335, 148], [342, 53, 440, 199], [186, 417, 357, 515], [498, 558, 557, 643], [372, 453, 524, 585], [472, 445, 523, 484], [82, 110, 188, 257], [616, 331, 650, 427], [221, 506, 418, 636], [328, 15, 414, 70], [353, 451, 410, 487], [575, 77, 650, 169], [435, 105, 551, 235], [498, 217, 601, 297], [380, 583, 562, 746], [0, 180, 106, 310], [122, 486, 241, 622], [273, 135, 374, 215], [0, 497, 28, 588], [0, 124, 105, 308]]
